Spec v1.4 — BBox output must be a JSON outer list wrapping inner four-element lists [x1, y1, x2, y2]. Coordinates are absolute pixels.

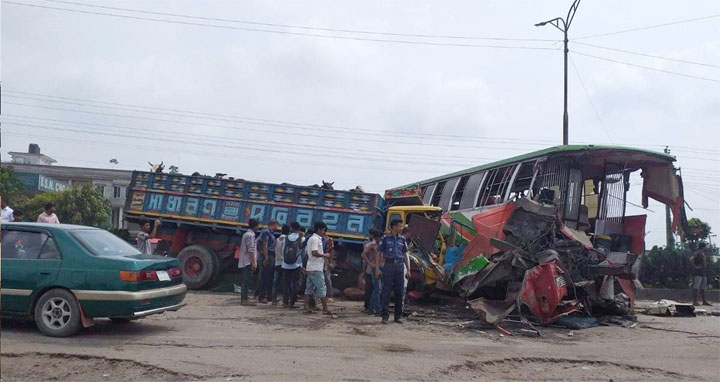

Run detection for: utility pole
[[664, 146, 675, 248], [535, 0, 581, 145]]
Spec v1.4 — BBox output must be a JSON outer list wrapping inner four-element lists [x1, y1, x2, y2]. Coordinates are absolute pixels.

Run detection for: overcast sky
[[1, 0, 718, 247]]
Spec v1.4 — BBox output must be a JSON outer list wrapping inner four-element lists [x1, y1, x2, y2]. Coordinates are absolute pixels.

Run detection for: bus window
[[507, 161, 536, 201], [430, 181, 446, 207], [563, 168, 584, 228], [476, 165, 515, 207], [450, 175, 471, 211], [422, 183, 437, 205], [438, 177, 460, 211], [459, 172, 486, 210]]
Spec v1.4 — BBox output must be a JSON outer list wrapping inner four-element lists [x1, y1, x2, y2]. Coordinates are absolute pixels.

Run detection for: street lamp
[[535, 0, 581, 146]]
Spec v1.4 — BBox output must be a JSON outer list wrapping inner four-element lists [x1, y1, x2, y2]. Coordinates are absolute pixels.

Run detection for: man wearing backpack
[[282, 222, 304, 308], [272, 224, 291, 306]]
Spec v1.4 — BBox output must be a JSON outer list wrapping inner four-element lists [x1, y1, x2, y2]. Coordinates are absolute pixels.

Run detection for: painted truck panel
[[125, 171, 384, 243]]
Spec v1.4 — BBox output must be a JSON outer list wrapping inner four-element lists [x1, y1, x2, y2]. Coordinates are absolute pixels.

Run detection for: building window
[[114, 186, 122, 198], [96, 185, 105, 196]]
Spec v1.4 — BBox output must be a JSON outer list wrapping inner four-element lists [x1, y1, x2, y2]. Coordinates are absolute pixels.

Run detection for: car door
[[1, 228, 62, 314]]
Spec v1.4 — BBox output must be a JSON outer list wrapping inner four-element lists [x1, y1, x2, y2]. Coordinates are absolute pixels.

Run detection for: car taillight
[[169, 267, 182, 278], [119, 270, 158, 282]]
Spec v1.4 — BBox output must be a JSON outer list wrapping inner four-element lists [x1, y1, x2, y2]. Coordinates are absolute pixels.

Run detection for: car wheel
[[177, 245, 219, 290], [34, 289, 82, 337]]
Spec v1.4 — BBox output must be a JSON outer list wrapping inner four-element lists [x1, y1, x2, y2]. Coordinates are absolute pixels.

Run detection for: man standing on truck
[[237, 218, 260, 306], [256, 220, 278, 304], [378, 219, 411, 324], [303, 222, 333, 315], [282, 222, 304, 308], [136, 219, 162, 255]]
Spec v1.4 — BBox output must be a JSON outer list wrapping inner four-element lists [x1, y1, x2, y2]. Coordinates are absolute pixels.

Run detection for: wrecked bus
[[124, 171, 442, 290], [388, 145, 688, 327]]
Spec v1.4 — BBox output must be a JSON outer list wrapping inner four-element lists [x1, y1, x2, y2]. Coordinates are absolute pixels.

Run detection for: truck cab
[[383, 189, 448, 289]]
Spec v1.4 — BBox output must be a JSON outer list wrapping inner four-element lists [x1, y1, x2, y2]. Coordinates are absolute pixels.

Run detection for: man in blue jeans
[[378, 219, 411, 324]]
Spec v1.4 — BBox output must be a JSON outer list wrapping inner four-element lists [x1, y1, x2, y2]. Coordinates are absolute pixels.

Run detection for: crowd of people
[[1, 200, 60, 224], [234, 218, 412, 324]]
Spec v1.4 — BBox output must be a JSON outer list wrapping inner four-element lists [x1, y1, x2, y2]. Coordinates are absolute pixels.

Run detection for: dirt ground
[[2, 292, 719, 382]]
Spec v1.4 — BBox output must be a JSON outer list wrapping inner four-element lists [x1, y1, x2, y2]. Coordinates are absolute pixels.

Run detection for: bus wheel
[[177, 245, 219, 290]]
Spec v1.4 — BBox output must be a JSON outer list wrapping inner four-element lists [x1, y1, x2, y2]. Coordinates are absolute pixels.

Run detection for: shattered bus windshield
[[387, 145, 688, 329]]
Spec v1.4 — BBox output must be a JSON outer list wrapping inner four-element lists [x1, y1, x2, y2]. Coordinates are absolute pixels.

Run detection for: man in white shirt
[[303, 222, 332, 315], [1, 199, 14, 223]]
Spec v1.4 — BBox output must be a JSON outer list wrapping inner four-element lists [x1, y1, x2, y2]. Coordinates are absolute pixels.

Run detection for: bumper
[[73, 284, 187, 301], [133, 302, 187, 317], [76, 284, 187, 318]]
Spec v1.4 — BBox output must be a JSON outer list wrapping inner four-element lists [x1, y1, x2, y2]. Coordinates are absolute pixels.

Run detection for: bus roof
[[395, 144, 675, 189]]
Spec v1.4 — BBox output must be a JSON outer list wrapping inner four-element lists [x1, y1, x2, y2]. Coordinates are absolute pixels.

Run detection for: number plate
[[156, 271, 170, 281]]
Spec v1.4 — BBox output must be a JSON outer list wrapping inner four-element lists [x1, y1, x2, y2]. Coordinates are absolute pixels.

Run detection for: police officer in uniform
[[378, 219, 411, 324]]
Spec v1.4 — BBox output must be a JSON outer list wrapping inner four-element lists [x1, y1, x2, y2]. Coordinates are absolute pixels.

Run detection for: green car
[[1, 223, 187, 337]]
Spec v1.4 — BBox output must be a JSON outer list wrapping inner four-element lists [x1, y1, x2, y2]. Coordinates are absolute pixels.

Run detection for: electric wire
[[41, 0, 559, 43], [3, 121, 464, 168], [573, 41, 720, 69], [1, 91, 558, 145], [575, 14, 720, 40], [0, 114, 498, 164], [1, 102, 552, 151], [569, 56, 614, 144], [4, 1, 559, 50], [572, 51, 720, 83]]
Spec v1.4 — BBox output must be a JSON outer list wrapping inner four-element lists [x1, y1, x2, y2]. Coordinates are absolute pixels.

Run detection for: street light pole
[[535, 0, 581, 146]]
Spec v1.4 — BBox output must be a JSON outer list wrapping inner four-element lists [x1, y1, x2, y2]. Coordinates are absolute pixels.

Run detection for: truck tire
[[34, 289, 82, 337], [177, 245, 219, 290]]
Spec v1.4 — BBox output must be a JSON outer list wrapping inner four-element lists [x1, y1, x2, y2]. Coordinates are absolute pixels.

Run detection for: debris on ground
[[641, 300, 696, 317]]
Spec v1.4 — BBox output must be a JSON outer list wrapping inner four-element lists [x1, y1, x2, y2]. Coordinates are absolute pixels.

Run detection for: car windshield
[[71, 229, 142, 257]]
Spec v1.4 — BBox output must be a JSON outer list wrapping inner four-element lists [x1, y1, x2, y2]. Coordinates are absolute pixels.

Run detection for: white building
[[7, 144, 133, 229]]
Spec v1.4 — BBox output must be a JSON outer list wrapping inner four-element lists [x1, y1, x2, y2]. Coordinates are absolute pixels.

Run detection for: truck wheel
[[34, 289, 82, 337], [177, 245, 219, 290]]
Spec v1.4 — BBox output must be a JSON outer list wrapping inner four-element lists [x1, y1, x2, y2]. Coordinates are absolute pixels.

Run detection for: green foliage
[[15, 192, 57, 222], [0, 166, 26, 203], [641, 244, 719, 289], [641, 245, 692, 289], [687, 218, 712, 243], [16, 185, 111, 229]]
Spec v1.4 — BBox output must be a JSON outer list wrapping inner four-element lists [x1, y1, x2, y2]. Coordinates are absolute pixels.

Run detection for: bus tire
[[177, 245, 219, 290]]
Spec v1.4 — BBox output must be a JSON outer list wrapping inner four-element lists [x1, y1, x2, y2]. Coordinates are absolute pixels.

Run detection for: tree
[[641, 245, 692, 289], [0, 165, 26, 203], [17, 184, 111, 228], [687, 218, 711, 243]]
